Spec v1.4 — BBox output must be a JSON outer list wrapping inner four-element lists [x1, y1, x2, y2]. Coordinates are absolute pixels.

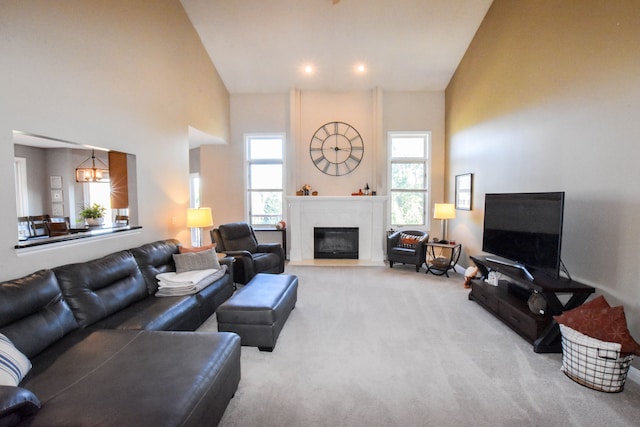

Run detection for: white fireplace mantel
[[286, 196, 387, 265]]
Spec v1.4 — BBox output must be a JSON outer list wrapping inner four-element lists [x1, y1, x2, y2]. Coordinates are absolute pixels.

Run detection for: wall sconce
[[433, 203, 456, 243], [187, 207, 213, 247], [75, 149, 109, 182]]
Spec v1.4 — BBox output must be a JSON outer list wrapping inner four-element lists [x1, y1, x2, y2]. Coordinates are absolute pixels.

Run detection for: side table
[[425, 242, 462, 277]]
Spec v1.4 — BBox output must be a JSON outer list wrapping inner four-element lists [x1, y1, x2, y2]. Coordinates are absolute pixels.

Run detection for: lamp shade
[[186, 207, 213, 228], [433, 203, 456, 220]]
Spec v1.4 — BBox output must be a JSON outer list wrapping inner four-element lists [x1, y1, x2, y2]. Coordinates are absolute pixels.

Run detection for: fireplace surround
[[287, 196, 387, 265]]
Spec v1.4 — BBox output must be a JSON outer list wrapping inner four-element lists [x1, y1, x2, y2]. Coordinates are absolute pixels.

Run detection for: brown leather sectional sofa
[[0, 239, 240, 427]]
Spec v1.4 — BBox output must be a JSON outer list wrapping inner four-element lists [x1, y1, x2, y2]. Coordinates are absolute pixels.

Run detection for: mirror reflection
[[13, 131, 139, 247]]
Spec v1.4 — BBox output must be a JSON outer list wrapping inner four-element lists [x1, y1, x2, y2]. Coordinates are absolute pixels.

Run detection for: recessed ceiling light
[[304, 65, 314, 74], [355, 64, 366, 73]]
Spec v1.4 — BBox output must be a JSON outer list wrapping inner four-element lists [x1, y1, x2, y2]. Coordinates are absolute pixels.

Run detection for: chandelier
[[75, 150, 109, 182]]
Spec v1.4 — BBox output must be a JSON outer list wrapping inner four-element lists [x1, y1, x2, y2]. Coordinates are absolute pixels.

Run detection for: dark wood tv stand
[[469, 255, 595, 353]]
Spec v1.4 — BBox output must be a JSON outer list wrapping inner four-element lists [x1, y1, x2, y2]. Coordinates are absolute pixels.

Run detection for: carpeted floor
[[198, 265, 640, 427]]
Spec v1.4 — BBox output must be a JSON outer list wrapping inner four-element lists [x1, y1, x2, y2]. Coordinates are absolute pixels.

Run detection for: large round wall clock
[[309, 121, 364, 176]]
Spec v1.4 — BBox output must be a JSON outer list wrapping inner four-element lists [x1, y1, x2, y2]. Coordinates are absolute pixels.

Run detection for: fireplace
[[287, 196, 386, 265], [314, 227, 359, 259]]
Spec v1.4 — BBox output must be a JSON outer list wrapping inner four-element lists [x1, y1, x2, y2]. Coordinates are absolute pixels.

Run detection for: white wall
[[0, 0, 229, 280], [446, 0, 640, 360], [202, 90, 445, 235]]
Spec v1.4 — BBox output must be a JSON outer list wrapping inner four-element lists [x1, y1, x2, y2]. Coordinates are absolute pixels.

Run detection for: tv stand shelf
[[469, 255, 595, 353]]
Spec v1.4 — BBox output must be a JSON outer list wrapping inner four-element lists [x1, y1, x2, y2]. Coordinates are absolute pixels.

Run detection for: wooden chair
[[28, 215, 50, 237], [115, 215, 129, 225], [46, 217, 71, 236], [17, 216, 32, 239]]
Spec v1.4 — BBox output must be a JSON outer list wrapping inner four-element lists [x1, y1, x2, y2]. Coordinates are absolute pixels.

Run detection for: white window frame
[[189, 173, 201, 246], [387, 131, 431, 229], [245, 133, 285, 228], [14, 157, 29, 217]]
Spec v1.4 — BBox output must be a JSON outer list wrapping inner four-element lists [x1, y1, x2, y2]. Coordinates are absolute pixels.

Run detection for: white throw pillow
[[0, 333, 32, 386]]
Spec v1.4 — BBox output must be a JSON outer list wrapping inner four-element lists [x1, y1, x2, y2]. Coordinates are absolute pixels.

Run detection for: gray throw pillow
[[172, 249, 221, 273]]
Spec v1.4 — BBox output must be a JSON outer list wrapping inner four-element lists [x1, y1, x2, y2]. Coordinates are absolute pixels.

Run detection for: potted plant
[[80, 203, 107, 226]]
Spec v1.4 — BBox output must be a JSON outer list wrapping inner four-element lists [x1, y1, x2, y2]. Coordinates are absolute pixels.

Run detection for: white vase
[[86, 217, 104, 227]]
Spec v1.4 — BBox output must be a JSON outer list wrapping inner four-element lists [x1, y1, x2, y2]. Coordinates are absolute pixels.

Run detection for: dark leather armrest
[[256, 243, 281, 253], [221, 250, 253, 258], [0, 386, 40, 427], [219, 257, 234, 270], [386, 231, 402, 246]]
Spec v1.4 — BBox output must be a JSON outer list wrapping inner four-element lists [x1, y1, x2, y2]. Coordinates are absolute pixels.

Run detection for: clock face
[[309, 121, 364, 176]]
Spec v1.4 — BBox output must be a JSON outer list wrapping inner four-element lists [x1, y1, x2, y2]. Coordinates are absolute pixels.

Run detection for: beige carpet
[[198, 265, 640, 427]]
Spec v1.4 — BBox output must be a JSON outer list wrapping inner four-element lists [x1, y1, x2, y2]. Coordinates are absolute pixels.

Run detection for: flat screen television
[[482, 192, 565, 279]]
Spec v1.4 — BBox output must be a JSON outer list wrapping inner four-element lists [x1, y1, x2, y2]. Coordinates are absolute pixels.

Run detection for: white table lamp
[[187, 207, 213, 247], [433, 203, 456, 242]]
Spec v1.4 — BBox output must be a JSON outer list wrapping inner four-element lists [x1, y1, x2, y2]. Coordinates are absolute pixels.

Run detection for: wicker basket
[[559, 324, 633, 393]]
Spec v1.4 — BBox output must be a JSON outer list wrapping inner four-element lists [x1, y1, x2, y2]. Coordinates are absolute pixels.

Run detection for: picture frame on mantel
[[455, 173, 473, 211]]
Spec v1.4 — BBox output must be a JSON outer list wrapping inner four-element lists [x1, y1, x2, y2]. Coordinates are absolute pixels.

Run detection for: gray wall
[[0, 0, 229, 278], [446, 0, 640, 361]]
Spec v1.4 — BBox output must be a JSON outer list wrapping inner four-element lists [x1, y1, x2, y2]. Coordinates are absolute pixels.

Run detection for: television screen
[[482, 192, 565, 278]]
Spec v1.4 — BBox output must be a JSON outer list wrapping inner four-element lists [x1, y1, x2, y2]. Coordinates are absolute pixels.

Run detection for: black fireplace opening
[[314, 227, 359, 259]]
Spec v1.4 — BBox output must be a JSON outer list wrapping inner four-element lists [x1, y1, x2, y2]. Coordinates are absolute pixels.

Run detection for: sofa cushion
[[0, 270, 77, 358], [90, 294, 201, 331], [130, 239, 180, 294], [54, 250, 148, 328], [21, 329, 241, 427], [0, 335, 31, 387]]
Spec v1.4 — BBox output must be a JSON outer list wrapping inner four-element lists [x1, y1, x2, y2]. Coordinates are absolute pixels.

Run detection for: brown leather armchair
[[211, 222, 285, 284], [386, 230, 429, 272]]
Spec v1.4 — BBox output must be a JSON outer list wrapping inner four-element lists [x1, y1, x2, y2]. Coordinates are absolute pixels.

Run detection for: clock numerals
[[309, 121, 364, 176]]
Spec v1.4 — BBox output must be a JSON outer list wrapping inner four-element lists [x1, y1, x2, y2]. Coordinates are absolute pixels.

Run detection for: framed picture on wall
[[51, 189, 63, 202], [52, 203, 64, 217], [50, 175, 62, 189], [455, 173, 473, 210]]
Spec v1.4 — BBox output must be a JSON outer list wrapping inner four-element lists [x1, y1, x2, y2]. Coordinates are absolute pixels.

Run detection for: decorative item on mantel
[[297, 184, 313, 196], [352, 183, 376, 196]]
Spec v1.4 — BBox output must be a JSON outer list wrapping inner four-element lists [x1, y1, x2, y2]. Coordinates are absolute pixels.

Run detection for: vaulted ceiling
[[181, 0, 493, 93]]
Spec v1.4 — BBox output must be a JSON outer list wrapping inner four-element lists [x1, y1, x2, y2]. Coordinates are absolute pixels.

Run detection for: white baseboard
[[627, 366, 640, 384]]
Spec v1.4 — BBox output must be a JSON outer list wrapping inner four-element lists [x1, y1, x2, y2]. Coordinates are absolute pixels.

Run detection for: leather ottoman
[[216, 273, 298, 351]]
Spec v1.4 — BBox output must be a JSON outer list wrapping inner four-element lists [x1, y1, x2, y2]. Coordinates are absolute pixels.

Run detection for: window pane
[[250, 164, 282, 189], [391, 191, 425, 225], [249, 138, 282, 160], [250, 191, 282, 225], [391, 163, 425, 189], [88, 182, 112, 224], [391, 137, 424, 158]]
